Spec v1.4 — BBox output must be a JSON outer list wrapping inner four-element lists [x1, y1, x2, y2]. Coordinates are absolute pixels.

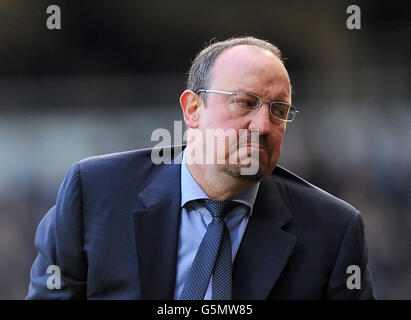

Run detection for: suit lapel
[[131, 149, 296, 300], [132, 157, 182, 299], [233, 173, 297, 300]]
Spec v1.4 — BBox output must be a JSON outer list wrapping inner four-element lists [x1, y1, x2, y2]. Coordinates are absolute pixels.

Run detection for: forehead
[[209, 45, 291, 99]]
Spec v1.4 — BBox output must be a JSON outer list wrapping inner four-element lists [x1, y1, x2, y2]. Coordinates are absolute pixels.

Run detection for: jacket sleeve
[[26, 163, 87, 299], [326, 211, 376, 299]]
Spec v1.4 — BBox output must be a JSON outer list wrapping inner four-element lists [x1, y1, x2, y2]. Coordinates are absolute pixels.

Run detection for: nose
[[248, 103, 272, 135]]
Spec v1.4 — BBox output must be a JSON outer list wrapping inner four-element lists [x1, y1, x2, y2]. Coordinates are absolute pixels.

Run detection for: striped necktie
[[179, 199, 237, 300]]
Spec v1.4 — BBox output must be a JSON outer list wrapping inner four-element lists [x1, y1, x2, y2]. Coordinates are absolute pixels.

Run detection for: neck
[[187, 162, 253, 201]]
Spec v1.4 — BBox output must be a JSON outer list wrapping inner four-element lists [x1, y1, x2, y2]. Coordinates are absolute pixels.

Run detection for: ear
[[180, 90, 202, 128]]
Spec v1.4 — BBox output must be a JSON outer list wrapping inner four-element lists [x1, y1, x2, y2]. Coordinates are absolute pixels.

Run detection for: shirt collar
[[180, 150, 260, 214]]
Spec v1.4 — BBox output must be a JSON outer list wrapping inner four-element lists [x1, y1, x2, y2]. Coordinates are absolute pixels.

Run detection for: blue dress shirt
[[174, 151, 260, 300]]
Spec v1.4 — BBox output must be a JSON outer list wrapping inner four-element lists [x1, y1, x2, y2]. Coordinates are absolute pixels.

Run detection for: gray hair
[[186, 36, 283, 93]]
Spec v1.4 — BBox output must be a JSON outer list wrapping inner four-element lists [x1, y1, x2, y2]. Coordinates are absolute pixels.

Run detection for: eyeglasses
[[197, 89, 299, 122]]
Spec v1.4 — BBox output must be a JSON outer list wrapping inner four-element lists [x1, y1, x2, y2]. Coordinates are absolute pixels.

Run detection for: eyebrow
[[272, 94, 291, 104], [238, 88, 291, 103]]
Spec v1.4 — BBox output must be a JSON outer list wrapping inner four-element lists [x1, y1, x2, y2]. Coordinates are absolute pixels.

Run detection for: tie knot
[[201, 199, 237, 218]]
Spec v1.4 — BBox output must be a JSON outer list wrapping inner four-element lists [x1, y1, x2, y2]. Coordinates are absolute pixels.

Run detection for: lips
[[243, 144, 267, 151]]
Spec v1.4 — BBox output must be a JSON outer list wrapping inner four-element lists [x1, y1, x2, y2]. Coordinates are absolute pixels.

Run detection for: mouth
[[236, 144, 269, 158], [242, 144, 268, 152]]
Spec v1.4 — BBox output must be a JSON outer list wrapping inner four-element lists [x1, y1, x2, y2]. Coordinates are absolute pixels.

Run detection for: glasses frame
[[197, 89, 299, 122]]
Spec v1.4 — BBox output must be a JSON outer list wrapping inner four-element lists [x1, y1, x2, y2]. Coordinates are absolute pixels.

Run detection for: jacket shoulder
[[73, 146, 183, 196], [272, 165, 360, 222], [77, 145, 182, 172], [78, 147, 153, 169]]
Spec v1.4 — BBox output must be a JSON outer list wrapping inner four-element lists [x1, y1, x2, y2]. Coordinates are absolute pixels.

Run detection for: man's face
[[197, 45, 291, 181]]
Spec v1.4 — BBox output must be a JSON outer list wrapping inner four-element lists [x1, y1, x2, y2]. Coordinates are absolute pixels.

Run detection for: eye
[[271, 103, 289, 119], [234, 92, 259, 110], [236, 99, 256, 108]]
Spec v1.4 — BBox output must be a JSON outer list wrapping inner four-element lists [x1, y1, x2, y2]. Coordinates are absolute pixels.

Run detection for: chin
[[222, 161, 271, 183]]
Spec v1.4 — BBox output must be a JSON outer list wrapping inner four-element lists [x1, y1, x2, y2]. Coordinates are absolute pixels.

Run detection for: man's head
[[180, 36, 292, 191], [186, 37, 283, 94]]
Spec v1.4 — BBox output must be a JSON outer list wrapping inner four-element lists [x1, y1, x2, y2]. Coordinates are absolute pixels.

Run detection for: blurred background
[[0, 0, 410, 299]]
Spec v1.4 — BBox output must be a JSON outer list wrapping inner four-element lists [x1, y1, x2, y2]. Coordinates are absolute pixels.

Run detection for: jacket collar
[[233, 171, 297, 299], [132, 150, 183, 299], [132, 148, 296, 300]]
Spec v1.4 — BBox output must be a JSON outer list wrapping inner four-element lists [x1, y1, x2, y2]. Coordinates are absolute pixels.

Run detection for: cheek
[[274, 127, 286, 143], [201, 99, 241, 130], [269, 125, 286, 153], [202, 111, 239, 131]]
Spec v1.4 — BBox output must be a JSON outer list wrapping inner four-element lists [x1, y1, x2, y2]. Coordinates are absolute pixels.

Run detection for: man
[[27, 36, 376, 299]]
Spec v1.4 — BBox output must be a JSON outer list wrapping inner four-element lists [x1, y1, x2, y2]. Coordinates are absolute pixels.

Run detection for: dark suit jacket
[[27, 146, 376, 299]]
